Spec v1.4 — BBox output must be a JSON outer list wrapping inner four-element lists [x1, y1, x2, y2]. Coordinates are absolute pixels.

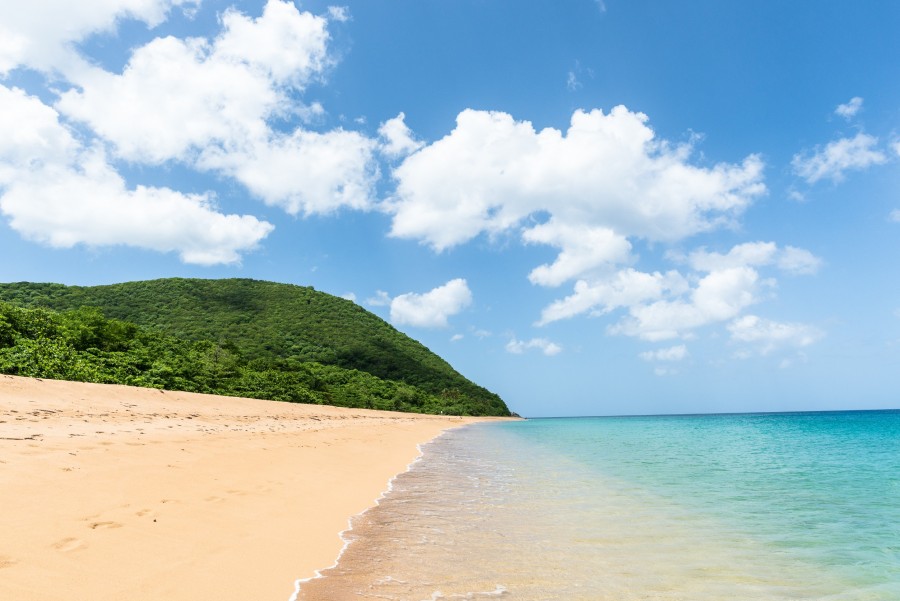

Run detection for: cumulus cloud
[[56, 0, 379, 215], [388, 105, 770, 340], [537, 239, 821, 343], [834, 97, 863, 120], [389, 106, 766, 256], [537, 268, 687, 326], [777, 246, 823, 275], [611, 266, 763, 341], [524, 221, 633, 286], [327, 6, 350, 23], [379, 112, 424, 158], [1, 156, 272, 265], [686, 241, 822, 275], [199, 128, 378, 215], [506, 337, 563, 356], [390, 278, 473, 328], [728, 315, 824, 356], [639, 344, 688, 362], [0, 85, 272, 264], [366, 290, 391, 307], [792, 132, 887, 184], [0, 0, 197, 75], [59, 0, 331, 128]]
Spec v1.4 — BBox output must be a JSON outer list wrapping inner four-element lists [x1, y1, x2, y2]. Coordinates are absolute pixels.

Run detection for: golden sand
[[0, 375, 490, 600]]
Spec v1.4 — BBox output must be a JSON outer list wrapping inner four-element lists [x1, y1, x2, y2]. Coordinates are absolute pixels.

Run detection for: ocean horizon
[[299, 409, 900, 600]]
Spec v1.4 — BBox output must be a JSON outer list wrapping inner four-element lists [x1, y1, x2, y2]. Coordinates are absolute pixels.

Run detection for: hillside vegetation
[[0, 279, 510, 416]]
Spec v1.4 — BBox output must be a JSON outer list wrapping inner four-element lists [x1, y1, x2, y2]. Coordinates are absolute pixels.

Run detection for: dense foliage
[[0, 279, 510, 416]]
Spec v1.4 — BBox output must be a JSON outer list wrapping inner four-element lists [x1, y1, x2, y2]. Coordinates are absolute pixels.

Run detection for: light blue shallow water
[[299, 411, 900, 600]]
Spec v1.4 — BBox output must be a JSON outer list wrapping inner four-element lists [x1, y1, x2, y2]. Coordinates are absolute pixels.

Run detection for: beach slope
[[0, 375, 483, 600]]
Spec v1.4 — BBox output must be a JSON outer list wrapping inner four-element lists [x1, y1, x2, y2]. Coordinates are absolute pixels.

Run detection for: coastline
[[0, 375, 495, 601], [289, 428, 451, 600]]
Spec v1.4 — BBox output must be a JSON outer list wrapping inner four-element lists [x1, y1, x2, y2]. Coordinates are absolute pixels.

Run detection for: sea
[[296, 411, 900, 600]]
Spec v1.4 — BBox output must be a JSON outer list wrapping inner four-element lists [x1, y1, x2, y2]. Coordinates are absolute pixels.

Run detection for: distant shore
[[0, 375, 496, 601]]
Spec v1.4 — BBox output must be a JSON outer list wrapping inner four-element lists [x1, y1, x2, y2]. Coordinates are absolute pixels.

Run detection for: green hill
[[0, 278, 509, 416]]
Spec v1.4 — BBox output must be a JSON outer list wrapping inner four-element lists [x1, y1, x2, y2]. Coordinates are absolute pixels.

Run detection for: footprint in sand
[[89, 521, 122, 530], [0, 555, 17, 568], [52, 537, 85, 552]]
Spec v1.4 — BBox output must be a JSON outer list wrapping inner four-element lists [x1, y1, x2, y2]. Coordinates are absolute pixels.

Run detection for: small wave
[[288, 427, 470, 601], [424, 585, 509, 600]]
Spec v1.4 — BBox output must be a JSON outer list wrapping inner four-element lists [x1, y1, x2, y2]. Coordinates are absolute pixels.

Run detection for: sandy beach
[[0, 374, 489, 601]]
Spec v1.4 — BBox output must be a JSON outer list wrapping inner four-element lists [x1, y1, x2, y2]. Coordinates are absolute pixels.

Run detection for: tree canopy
[[0, 279, 510, 416]]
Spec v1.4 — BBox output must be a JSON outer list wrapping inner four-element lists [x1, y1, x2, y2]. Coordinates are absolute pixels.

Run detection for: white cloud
[[379, 112, 424, 158], [366, 290, 391, 307], [777, 246, 823, 275], [54, 0, 379, 215], [639, 344, 688, 362], [389, 106, 765, 256], [834, 97, 863, 120], [686, 241, 822, 275], [686, 241, 777, 271], [386, 106, 825, 346], [506, 337, 562, 356], [58, 0, 329, 161], [450, 334, 464, 342], [566, 71, 581, 91], [537, 268, 687, 326], [388, 105, 773, 341], [525, 221, 633, 287], [728, 315, 823, 355], [792, 132, 887, 184], [60, 35, 278, 163], [0, 86, 78, 168], [1, 159, 273, 265], [214, 0, 332, 84], [0, 85, 272, 265], [787, 189, 806, 202], [200, 128, 378, 215], [0, 0, 197, 75], [341, 292, 357, 302], [538, 239, 820, 343], [388, 104, 767, 340], [327, 6, 350, 23], [610, 266, 762, 341], [890, 209, 900, 223], [0, 26, 28, 76], [390, 278, 473, 328]]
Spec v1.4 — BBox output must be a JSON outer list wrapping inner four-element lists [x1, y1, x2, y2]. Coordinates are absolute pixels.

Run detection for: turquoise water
[[299, 411, 900, 600]]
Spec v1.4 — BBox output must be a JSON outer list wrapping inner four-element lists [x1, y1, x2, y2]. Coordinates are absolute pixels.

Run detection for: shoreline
[[0, 375, 499, 601], [289, 431, 446, 600]]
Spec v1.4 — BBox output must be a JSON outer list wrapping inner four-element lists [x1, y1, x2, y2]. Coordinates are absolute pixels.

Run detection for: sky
[[1, 1, 899, 417]]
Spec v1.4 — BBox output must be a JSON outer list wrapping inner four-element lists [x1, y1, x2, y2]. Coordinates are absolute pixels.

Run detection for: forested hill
[[0, 278, 510, 416]]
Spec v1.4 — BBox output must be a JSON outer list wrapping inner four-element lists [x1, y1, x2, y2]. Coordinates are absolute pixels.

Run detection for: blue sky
[[1, 1, 899, 417]]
